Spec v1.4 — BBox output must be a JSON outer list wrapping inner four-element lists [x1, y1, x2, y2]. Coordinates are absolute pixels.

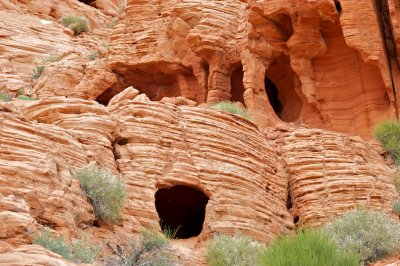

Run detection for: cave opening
[[78, 0, 96, 5], [264, 55, 302, 122], [334, 0, 342, 15], [155, 185, 208, 239], [265, 77, 283, 116], [230, 66, 245, 104]]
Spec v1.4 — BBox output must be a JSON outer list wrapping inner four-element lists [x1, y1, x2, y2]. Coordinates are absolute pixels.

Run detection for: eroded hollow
[[265, 77, 283, 115], [78, 0, 96, 5], [230, 65, 245, 104], [155, 185, 208, 239], [334, 0, 342, 15]]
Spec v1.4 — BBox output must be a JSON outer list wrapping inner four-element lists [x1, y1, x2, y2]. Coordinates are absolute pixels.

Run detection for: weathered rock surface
[[0, 245, 78, 266], [266, 127, 397, 226]]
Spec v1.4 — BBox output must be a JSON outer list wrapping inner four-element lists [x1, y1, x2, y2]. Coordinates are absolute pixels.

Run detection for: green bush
[[324, 209, 400, 264], [75, 166, 126, 224], [0, 92, 12, 102], [393, 200, 400, 214], [207, 233, 263, 266], [88, 50, 99, 61], [33, 229, 101, 263], [211, 101, 251, 120], [32, 65, 45, 80], [110, 17, 118, 29], [259, 230, 359, 266], [395, 171, 400, 192], [104, 229, 173, 266], [373, 120, 400, 163], [33, 229, 73, 260], [61, 16, 89, 35], [18, 95, 37, 101], [41, 55, 60, 65]]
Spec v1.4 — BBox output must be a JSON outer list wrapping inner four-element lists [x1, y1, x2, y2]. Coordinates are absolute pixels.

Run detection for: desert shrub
[[110, 17, 118, 29], [33, 229, 101, 263], [395, 171, 400, 192], [17, 88, 24, 96], [104, 229, 173, 266], [393, 200, 400, 214], [18, 95, 37, 101], [207, 233, 263, 266], [41, 55, 60, 65], [71, 237, 102, 263], [88, 50, 99, 60], [32, 65, 45, 80], [33, 229, 73, 260], [0, 92, 12, 102], [210, 101, 251, 120], [259, 230, 359, 266], [373, 120, 400, 163], [324, 209, 400, 264], [61, 16, 89, 35], [75, 166, 126, 224]]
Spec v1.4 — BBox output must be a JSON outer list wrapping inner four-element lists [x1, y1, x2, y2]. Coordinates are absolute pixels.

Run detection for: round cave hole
[[155, 185, 209, 239], [78, 0, 96, 5]]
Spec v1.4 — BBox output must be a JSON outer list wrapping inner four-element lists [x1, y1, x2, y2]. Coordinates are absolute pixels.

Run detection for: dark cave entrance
[[78, 0, 96, 5], [264, 55, 302, 122], [230, 66, 245, 105], [155, 185, 208, 239], [265, 77, 283, 116], [334, 0, 342, 15]]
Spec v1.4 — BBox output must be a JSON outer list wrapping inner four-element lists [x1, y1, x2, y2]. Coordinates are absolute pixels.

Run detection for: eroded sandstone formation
[[1, 0, 400, 265]]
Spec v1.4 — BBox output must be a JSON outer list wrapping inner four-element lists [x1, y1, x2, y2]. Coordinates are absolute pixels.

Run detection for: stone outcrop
[[0, 245, 78, 266], [266, 127, 397, 226]]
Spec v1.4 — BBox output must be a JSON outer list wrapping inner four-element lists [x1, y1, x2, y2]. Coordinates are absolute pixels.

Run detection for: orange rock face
[[2, 0, 400, 264]]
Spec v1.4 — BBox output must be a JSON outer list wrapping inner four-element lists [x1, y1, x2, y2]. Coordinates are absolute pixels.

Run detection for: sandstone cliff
[[1, 0, 400, 265]]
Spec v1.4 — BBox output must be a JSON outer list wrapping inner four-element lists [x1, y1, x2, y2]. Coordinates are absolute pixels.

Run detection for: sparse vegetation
[[373, 120, 400, 163], [33, 228, 101, 263], [110, 17, 118, 29], [88, 50, 99, 61], [18, 95, 37, 101], [41, 55, 60, 65], [324, 209, 400, 265], [104, 229, 173, 266], [210, 101, 251, 120], [395, 171, 400, 192], [61, 16, 89, 35], [207, 233, 264, 266], [393, 200, 400, 214], [75, 166, 126, 224], [32, 65, 45, 80], [259, 230, 360, 266], [0, 92, 12, 102]]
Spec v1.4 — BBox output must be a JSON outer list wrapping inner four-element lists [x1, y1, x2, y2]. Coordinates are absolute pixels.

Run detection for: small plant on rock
[[104, 229, 173, 266], [207, 233, 264, 266], [75, 166, 126, 224], [0, 92, 12, 102], [88, 50, 99, 61], [32, 65, 45, 80], [324, 209, 400, 265], [373, 120, 400, 163], [393, 200, 400, 215], [210, 101, 251, 120], [61, 16, 89, 35], [110, 17, 118, 29]]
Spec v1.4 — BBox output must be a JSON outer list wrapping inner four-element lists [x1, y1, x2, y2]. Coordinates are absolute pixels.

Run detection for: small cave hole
[[293, 216, 299, 224], [78, 0, 97, 5], [230, 66, 245, 105], [265, 77, 283, 116], [334, 0, 342, 15], [155, 185, 209, 239], [116, 137, 129, 146]]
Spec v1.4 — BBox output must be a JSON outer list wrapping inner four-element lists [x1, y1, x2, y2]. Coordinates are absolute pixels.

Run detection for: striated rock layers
[[0, 96, 397, 258]]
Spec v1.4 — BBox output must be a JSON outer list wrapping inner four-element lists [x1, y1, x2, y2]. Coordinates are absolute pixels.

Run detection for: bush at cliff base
[[324, 209, 400, 265], [207, 233, 264, 266], [210, 101, 252, 120], [373, 120, 400, 163], [259, 229, 359, 266]]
